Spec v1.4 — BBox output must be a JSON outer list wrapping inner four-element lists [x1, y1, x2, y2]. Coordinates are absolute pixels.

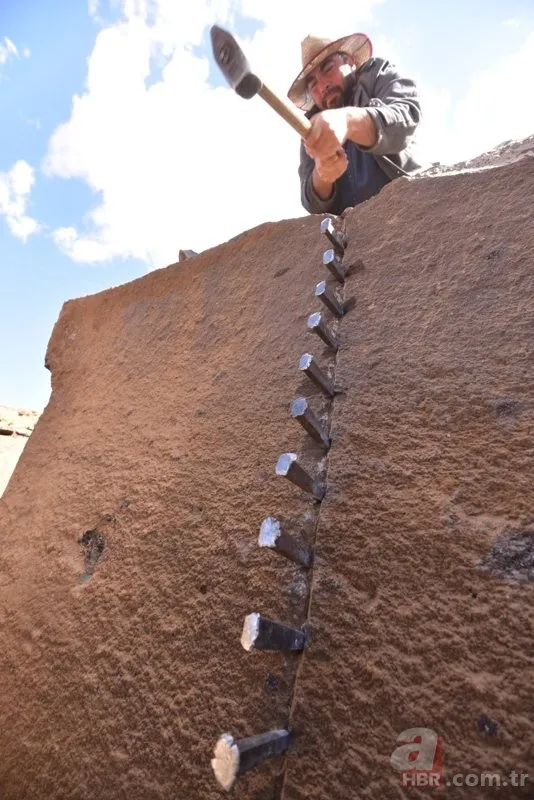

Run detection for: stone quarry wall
[[0, 156, 532, 800]]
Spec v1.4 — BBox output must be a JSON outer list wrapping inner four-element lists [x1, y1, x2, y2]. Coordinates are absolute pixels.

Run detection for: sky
[[1, 0, 533, 411]]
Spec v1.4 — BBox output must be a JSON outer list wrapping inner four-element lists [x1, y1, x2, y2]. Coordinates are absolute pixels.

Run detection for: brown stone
[[0, 151, 532, 799]]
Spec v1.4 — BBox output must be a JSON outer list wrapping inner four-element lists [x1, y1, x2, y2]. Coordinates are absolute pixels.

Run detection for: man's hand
[[304, 109, 350, 161], [315, 150, 348, 183], [312, 150, 348, 199], [305, 107, 379, 161]]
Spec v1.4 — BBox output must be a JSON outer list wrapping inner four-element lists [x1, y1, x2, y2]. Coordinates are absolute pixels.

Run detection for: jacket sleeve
[[298, 139, 340, 214], [359, 59, 421, 156]]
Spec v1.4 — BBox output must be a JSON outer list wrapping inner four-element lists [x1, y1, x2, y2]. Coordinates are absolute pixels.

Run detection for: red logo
[[390, 728, 444, 788]]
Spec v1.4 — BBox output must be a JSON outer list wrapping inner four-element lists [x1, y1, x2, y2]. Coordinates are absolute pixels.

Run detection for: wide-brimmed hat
[[288, 32, 373, 110]]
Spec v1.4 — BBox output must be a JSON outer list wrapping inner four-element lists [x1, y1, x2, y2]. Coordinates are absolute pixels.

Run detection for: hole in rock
[[79, 529, 105, 579], [479, 529, 534, 582]]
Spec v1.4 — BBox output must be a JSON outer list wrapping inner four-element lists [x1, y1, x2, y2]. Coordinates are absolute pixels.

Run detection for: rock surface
[[0, 150, 532, 799], [420, 134, 534, 176]]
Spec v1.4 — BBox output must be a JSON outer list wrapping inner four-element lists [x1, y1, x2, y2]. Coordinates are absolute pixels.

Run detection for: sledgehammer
[[211, 24, 410, 180], [210, 25, 313, 138]]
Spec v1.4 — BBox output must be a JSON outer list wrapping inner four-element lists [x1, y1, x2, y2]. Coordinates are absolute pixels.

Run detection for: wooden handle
[[257, 83, 344, 161], [258, 83, 312, 138]]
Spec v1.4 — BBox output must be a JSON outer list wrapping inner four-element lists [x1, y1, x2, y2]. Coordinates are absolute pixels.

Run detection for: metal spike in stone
[[323, 249, 346, 284], [290, 397, 330, 449], [315, 280, 344, 318], [241, 612, 307, 652], [298, 353, 335, 398], [211, 729, 292, 792], [258, 516, 313, 567], [275, 452, 325, 500], [320, 218, 346, 254], [307, 311, 338, 351]]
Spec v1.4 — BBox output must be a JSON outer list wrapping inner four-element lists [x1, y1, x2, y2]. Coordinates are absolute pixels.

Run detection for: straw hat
[[288, 32, 373, 110]]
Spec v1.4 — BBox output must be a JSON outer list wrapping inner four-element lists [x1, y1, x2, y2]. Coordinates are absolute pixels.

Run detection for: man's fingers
[[305, 118, 322, 147], [309, 140, 342, 161], [315, 146, 349, 182], [320, 150, 347, 166], [305, 116, 340, 159]]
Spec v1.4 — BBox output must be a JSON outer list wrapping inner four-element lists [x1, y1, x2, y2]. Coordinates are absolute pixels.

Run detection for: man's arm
[[304, 59, 421, 163], [311, 165, 336, 200], [346, 107, 379, 148], [356, 58, 421, 156], [298, 139, 339, 214]]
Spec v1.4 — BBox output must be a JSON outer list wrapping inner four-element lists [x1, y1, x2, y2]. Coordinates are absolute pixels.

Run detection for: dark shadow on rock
[[479, 529, 534, 582]]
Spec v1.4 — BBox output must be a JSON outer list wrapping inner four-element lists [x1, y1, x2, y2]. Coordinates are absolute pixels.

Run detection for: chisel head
[[315, 280, 345, 318], [320, 218, 346, 254], [212, 729, 292, 791], [307, 311, 339, 351], [276, 452, 325, 500], [323, 249, 346, 284], [298, 353, 335, 397]]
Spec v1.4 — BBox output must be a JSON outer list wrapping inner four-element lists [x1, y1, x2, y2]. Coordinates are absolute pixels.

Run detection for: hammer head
[[210, 25, 262, 99]]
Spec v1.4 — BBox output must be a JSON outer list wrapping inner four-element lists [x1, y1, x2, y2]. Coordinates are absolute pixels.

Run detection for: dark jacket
[[299, 57, 422, 214]]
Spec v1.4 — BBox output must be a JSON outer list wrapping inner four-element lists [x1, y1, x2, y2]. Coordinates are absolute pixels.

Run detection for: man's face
[[305, 52, 354, 110]]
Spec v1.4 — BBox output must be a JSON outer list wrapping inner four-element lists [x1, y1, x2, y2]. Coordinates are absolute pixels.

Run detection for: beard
[[319, 72, 356, 110], [321, 86, 345, 109]]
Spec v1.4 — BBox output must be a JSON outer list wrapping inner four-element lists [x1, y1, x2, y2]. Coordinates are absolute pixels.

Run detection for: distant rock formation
[[420, 134, 534, 176], [178, 248, 198, 261], [0, 405, 40, 496]]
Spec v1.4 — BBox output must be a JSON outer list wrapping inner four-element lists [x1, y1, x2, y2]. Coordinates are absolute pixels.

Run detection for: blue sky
[[1, 0, 533, 410]]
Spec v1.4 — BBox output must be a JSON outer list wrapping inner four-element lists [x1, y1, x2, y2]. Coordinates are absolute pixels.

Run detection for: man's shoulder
[[305, 58, 407, 119], [350, 56, 413, 103], [356, 56, 399, 81]]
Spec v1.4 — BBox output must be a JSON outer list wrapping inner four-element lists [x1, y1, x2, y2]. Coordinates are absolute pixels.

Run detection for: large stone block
[[0, 156, 532, 799]]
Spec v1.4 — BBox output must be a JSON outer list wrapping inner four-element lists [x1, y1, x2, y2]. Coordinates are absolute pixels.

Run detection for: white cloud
[[407, 28, 534, 166], [442, 30, 534, 164], [53, 226, 109, 262], [87, 0, 111, 26], [503, 18, 520, 28], [0, 37, 18, 65], [0, 161, 40, 241], [44, 0, 385, 266], [453, 31, 534, 159], [0, 36, 29, 66], [412, 84, 453, 166]]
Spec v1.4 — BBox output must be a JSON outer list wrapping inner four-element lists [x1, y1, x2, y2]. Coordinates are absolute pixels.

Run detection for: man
[[288, 33, 422, 214]]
